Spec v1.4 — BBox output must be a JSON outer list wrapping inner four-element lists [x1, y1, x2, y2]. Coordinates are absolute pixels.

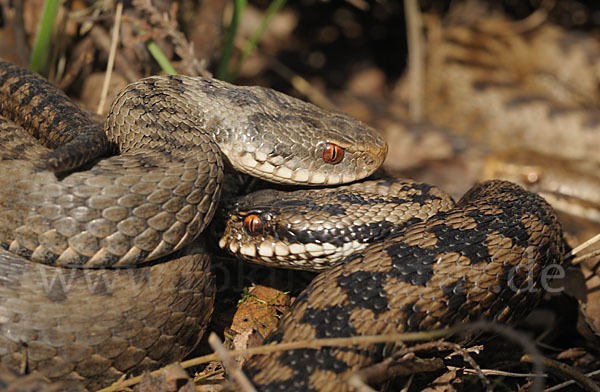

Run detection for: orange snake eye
[[243, 214, 263, 235], [322, 143, 344, 164]]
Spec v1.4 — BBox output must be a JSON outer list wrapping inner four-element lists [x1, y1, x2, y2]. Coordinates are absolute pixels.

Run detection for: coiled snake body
[[0, 61, 384, 390], [220, 179, 565, 391], [0, 61, 565, 391]]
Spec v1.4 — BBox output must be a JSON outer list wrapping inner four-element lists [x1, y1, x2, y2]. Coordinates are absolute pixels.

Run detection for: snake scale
[[0, 58, 566, 391]]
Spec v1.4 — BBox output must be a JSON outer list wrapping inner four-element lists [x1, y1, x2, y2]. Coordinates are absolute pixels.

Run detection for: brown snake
[[0, 43, 568, 390], [219, 179, 565, 391], [215, 16, 576, 391], [0, 60, 385, 390]]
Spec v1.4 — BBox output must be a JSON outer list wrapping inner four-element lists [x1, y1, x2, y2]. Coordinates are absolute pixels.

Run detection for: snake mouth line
[[237, 151, 370, 185], [218, 236, 367, 271]]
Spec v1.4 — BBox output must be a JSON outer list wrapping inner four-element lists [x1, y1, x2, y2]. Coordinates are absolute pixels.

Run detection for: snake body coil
[[222, 180, 565, 391], [0, 61, 385, 390]]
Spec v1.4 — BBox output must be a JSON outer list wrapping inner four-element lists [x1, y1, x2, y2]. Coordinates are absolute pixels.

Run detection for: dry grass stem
[[565, 232, 600, 266], [353, 354, 443, 386], [98, 319, 547, 390], [347, 374, 378, 392], [97, 1, 123, 115], [448, 366, 547, 378], [521, 354, 600, 392], [544, 369, 600, 392], [566, 233, 600, 260], [404, 0, 424, 121], [97, 327, 459, 391], [208, 333, 257, 392]]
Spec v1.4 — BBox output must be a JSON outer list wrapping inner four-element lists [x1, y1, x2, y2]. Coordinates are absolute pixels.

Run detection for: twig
[[209, 333, 257, 392], [193, 368, 225, 382], [511, 0, 556, 33], [521, 354, 600, 392], [89, 25, 142, 82], [468, 321, 545, 392], [402, 340, 490, 390], [12, 0, 30, 63], [449, 342, 489, 389], [97, 326, 460, 391], [345, 0, 369, 11], [544, 369, 600, 392], [351, 354, 443, 386], [400, 374, 414, 392], [97, 1, 123, 115], [403, 0, 424, 121], [347, 373, 378, 392], [197, 327, 460, 365], [572, 248, 600, 266], [566, 233, 600, 263], [447, 366, 547, 378]]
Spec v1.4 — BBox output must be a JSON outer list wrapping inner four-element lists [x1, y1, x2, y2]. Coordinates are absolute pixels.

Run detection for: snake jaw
[[225, 149, 382, 186]]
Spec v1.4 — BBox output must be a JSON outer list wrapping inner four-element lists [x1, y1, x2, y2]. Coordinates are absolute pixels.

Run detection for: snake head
[[217, 179, 452, 272], [207, 81, 388, 186], [218, 187, 357, 271]]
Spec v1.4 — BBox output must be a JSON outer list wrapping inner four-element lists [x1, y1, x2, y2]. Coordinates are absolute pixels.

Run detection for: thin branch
[[97, 326, 461, 391], [572, 248, 600, 266], [447, 366, 547, 378], [209, 333, 257, 392], [404, 0, 424, 121], [268, 57, 337, 110], [522, 354, 600, 392], [97, 1, 123, 115], [544, 368, 600, 392], [566, 233, 600, 264]]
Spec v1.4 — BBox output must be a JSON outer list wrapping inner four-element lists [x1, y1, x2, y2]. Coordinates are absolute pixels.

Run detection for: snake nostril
[[243, 214, 263, 235], [322, 143, 344, 164]]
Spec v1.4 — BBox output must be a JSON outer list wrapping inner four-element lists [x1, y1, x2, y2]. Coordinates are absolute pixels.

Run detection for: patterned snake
[[219, 178, 565, 391], [219, 15, 573, 390], [0, 60, 385, 390], [0, 60, 566, 391]]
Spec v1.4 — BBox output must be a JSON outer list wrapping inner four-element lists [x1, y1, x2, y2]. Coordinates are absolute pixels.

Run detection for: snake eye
[[243, 214, 263, 235], [323, 143, 344, 164]]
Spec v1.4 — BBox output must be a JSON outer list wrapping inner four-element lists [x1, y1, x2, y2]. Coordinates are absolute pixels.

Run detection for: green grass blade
[[230, 0, 286, 80], [134, 24, 177, 75], [146, 39, 178, 75], [29, 0, 61, 75], [217, 0, 247, 80]]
